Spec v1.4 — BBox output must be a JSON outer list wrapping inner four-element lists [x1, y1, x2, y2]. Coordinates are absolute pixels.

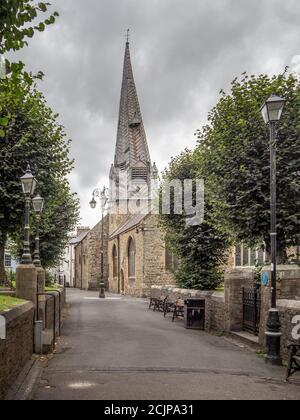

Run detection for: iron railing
[[242, 287, 261, 336]]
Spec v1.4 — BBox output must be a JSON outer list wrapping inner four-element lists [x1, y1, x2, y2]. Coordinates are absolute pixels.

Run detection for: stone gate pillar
[[224, 268, 254, 332], [16, 264, 37, 306]]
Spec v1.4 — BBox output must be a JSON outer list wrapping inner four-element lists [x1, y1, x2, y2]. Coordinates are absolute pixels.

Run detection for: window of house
[[4, 254, 12, 268], [165, 248, 179, 272], [128, 237, 136, 278], [234, 244, 266, 267], [295, 246, 300, 262], [112, 245, 118, 278], [235, 245, 242, 267]]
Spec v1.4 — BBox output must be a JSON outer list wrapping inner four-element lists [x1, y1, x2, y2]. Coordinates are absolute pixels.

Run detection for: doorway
[[120, 270, 125, 295]]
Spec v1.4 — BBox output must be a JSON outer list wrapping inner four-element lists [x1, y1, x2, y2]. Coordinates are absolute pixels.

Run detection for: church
[[74, 40, 175, 297], [72, 41, 300, 295]]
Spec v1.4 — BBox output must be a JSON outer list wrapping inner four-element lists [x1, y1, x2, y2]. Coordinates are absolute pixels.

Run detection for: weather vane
[[126, 29, 130, 43]]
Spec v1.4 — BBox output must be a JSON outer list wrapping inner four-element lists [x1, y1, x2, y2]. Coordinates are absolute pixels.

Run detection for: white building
[[52, 227, 90, 287], [4, 243, 18, 274]]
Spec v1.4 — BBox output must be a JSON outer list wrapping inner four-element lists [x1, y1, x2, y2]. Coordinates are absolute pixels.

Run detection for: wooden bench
[[154, 295, 168, 312], [172, 299, 185, 322], [149, 289, 160, 310], [286, 344, 300, 381], [163, 296, 175, 318]]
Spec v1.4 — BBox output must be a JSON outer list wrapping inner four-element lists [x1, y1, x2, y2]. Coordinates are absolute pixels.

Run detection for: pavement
[[32, 289, 300, 400]]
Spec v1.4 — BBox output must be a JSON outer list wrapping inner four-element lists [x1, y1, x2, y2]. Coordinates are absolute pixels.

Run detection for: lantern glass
[[261, 103, 269, 124], [32, 194, 44, 213], [90, 198, 97, 209], [31, 177, 37, 195], [20, 166, 37, 195], [267, 102, 284, 122], [260, 95, 286, 124]]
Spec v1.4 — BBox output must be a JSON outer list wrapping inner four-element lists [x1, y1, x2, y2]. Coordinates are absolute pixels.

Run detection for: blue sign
[[261, 272, 269, 287]]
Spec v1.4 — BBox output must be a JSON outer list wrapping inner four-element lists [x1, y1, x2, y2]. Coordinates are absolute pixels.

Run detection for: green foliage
[[45, 270, 55, 287], [253, 263, 263, 289], [159, 150, 231, 290], [196, 72, 300, 263], [5, 269, 16, 289], [0, 295, 25, 312], [0, 76, 80, 268], [160, 71, 300, 290], [0, 0, 58, 78]]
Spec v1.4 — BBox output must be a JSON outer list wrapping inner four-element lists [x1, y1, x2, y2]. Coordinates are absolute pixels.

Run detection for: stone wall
[[86, 216, 109, 290], [152, 266, 300, 364], [0, 302, 34, 400], [224, 268, 254, 332], [152, 286, 226, 332], [108, 215, 175, 297], [75, 217, 109, 291], [44, 289, 66, 338], [259, 265, 300, 348], [142, 215, 174, 296], [278, 300, 300, 362], [108, 223, 145, 297]]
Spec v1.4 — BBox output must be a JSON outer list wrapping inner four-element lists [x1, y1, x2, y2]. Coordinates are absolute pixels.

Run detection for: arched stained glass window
[[128, 237, 136, 278]]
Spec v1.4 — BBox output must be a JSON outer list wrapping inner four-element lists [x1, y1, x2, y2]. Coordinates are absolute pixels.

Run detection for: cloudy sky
[[13, 0, 300, 228]]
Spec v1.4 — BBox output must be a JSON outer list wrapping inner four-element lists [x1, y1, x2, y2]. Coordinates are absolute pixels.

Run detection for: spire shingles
[[114, 42, 151, 169]]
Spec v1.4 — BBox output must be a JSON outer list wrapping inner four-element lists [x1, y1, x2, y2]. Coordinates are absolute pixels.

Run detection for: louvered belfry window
[[132, 168, 148, 181]]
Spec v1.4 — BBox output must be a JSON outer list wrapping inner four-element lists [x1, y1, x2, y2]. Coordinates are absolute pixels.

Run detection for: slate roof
[[109, 212, 149, 239], [70, 230, 90, 246]]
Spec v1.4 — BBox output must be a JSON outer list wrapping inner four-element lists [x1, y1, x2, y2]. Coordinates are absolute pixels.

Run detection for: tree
[[196, 72, 300, 263], [159, 150, 231, 290], [0, 0, 58, 77], [0, 76, 79, 282]]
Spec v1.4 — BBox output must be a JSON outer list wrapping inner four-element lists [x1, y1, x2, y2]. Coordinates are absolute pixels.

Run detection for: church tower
[[109, 39, 158, 231]]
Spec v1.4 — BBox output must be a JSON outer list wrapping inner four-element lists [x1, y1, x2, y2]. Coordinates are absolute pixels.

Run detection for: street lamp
[[32, 194, 45, 267], [260, 94, 286, 365], [20, 165, 37, 264], [90, 186, 109, 298], [89, 197, 97, 209]]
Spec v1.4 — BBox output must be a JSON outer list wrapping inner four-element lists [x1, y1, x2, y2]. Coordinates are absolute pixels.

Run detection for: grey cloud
[[11, 0, 300, 225]]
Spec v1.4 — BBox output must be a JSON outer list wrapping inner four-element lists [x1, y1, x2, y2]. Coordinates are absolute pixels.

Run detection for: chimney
[[76, 226, 90, 236]]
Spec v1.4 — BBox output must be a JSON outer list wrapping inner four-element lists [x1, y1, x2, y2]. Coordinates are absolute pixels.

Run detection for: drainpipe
[[117, 235, 121, 294], [80, 242, 83, 290], [69, 245, 72, 288]]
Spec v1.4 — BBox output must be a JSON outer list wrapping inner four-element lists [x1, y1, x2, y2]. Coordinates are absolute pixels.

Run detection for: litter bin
[[184, 299, 205, 330]]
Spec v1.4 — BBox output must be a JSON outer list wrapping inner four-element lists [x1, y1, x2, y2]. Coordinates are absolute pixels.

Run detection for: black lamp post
[[90, 186, 109, 298], [260, 94, 286, 365], [32, 194, 44, 267], [20, 165, 37, 264]]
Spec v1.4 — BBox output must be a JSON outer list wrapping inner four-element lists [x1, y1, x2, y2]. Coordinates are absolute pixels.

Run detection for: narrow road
[[33, 289, 300, 400]]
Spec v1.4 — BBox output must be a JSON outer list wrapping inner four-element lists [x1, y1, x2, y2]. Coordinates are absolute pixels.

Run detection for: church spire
[[114, 39, 151, 169]]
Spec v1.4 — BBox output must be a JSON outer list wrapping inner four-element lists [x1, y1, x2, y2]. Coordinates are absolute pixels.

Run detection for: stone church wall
[[108, 214, 175, 297], [142, 215, 174, 296], [108, 226, 145, 296], [75, 216, 109, 291], [86, 216, 109, 290]]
